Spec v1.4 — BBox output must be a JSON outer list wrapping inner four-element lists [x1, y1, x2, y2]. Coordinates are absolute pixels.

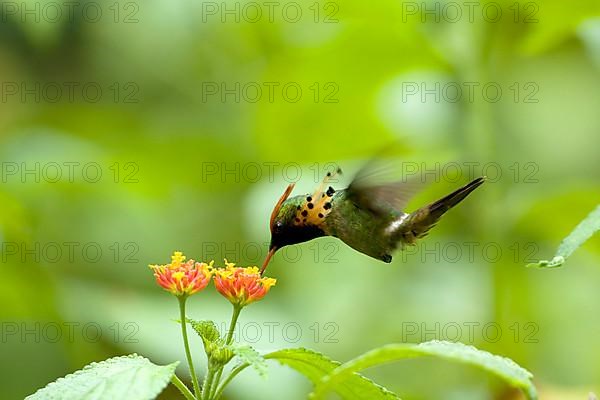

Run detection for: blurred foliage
[[1, 0, 599, 399], [528, 204, 600, 268]]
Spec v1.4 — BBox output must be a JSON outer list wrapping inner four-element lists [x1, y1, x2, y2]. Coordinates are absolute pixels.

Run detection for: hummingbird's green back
[[323, 190, 404, 262]]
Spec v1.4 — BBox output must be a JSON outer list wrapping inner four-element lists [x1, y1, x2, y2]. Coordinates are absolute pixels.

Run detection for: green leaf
[[311, 340, 537, 400], [230, 344, 268, 378], [265, 348, 399, 400], [187, 318, 222, 344], [26, 354, 178, 400], [527, 204, 600, 268]]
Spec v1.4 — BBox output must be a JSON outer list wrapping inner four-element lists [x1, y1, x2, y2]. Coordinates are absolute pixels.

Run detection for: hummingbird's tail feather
[[428, 176, 486, 216], [400, 177, 486, 244]]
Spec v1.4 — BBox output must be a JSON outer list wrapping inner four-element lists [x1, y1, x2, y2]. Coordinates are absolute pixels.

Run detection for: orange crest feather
[[270, 183, 295, 233], [294, 168, 341, 226]]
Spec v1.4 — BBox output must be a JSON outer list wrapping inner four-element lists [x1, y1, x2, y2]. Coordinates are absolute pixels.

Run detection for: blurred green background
[[1, 0, 600, 399]]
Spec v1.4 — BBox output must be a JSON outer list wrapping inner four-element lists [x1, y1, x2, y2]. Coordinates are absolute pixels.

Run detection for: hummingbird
[[260, 162, 486, 273]]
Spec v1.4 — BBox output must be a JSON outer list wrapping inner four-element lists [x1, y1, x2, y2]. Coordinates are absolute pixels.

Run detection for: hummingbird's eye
[[274, 221, 283, 234]]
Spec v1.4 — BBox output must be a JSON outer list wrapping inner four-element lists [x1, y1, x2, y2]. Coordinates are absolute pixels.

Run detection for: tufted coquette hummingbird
[[260, 162, 485, 274]]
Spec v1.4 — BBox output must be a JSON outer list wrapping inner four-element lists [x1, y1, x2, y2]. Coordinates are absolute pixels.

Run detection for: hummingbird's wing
[[346, 157, 431, 216]]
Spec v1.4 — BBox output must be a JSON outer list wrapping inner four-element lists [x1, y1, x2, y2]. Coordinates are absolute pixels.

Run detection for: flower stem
[[202, 368, 216, 400], [212, 362, 251, 400], [225, 305, 242, 345], [209, 305, 242, 399], [171, 374, 196, 400], [178, 296, 202, 398]]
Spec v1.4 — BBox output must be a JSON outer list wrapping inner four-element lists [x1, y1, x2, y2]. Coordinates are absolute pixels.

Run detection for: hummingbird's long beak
[[260, 246, 277, 275]]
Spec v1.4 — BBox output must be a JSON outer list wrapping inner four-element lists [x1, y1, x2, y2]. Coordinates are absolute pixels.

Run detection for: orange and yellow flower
[[213, 260, 276, 307], [149, 251, 213, 297]]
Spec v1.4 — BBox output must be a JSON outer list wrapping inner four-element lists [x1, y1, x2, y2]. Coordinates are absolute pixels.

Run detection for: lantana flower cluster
[[149, 251, 276, 306], [214, 260, 277, 307]]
